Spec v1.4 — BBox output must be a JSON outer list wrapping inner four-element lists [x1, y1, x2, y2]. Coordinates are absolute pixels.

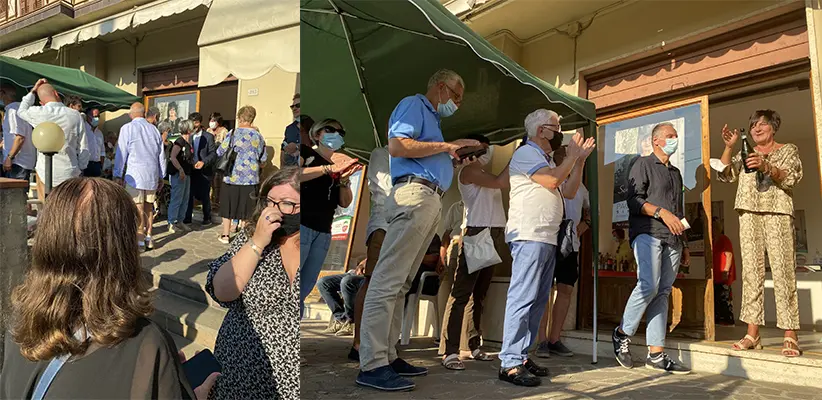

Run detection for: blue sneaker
[[356, 366, 415, 391], [390, 358, 428, 376]]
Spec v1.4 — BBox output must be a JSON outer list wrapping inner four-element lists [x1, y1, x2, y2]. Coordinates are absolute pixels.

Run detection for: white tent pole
[[327, 0, 382, 147]]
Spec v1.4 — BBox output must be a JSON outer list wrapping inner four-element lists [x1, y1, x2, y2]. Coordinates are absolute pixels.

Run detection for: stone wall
[[0, 178, 30, 372]]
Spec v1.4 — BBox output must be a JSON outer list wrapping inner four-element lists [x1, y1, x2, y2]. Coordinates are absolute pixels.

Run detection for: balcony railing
[[0, 0, 92, 27]]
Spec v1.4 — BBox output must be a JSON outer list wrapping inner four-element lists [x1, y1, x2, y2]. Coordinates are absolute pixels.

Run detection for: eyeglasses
[[443, 84, 463, 103], [290, 103, 300, 109], [541, 124, 561, 132], [323, 126, 346, 136], [266, 198, 300, 215]]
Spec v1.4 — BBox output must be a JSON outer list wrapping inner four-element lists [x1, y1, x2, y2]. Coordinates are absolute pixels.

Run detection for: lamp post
[[31, 122, 65, 196]]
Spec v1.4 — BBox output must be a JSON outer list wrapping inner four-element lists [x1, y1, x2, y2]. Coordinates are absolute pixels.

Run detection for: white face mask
[[209, 121, 218, 130]]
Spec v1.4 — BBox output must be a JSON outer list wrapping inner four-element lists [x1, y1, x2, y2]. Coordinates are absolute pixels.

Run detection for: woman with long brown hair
[[206, 166, 301, 399], [1, 177, 216, 398]]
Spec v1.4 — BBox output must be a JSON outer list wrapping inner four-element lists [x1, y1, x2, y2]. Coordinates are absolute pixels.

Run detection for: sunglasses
[[323, 126, 346, 136], [290, 103, 300, 109]]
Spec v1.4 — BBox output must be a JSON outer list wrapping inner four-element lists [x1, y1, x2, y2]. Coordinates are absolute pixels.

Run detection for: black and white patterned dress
[[205, 230, 300, 399]]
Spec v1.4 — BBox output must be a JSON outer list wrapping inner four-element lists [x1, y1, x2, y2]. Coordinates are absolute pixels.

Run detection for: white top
[[83, 121, 101, 163], [114, 118, 166, 190], [563, 184, 590, 251], [365, 146, 393, 238], [442, 200, 465, 241], [192, 130, 203, 162], [458, 167, 506, 228], [506, 141, 563, 245], [2, 102, 37, 170], [94, 128, 105, 162], [17, 93, 89, 186]]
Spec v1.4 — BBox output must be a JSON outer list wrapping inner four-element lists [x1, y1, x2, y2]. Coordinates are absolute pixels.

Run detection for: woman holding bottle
[[717, 109, 803, 357]]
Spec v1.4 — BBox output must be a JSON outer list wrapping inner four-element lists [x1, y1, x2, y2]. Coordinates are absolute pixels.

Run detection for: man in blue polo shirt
[[357, 69, 480, 392]]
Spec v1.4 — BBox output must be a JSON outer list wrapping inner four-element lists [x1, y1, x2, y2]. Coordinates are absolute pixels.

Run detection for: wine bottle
[[740, 128, 756, 174]]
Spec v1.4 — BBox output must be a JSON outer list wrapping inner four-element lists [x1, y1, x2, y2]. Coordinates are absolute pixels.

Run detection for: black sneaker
[[348, 347, 359, 362], [547, 340, 574, 357], [534, 341, 551, 358], [499, 365, 541, 387], [356, 366, 415, 391], [389, 358, 428, 377], [612, 327, 633, 369], [523, 358, 549, 377], [645, 353, 691, 375]]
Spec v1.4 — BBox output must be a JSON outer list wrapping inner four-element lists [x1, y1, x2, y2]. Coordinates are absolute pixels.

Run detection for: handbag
[[215, 129, 237, 175], [463, 228, 502, 274], [556, 188, 576, 259]]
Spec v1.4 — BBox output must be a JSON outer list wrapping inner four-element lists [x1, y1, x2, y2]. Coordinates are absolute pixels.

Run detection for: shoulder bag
[[215, 129, 237, 175]]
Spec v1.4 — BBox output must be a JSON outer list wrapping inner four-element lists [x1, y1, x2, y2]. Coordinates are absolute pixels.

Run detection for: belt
[[393, 175, 445, 196]]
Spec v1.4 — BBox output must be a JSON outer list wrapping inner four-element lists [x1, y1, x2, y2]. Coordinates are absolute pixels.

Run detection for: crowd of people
[[0, 77, 302, 399], [300, 68, 805, 392]]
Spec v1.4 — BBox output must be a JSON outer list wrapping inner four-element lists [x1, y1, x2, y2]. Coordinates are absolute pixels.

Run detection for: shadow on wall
[[102, 113, 133, 137]]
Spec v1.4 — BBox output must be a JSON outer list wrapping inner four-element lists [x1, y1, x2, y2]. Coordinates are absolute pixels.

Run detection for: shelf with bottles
[[597, 252, 686, 278]]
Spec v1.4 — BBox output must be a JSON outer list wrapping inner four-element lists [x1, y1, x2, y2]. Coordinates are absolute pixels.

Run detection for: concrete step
[[142, 267, 222, 309], [559, 329, 822, 389], [150, 289, 224, 350]]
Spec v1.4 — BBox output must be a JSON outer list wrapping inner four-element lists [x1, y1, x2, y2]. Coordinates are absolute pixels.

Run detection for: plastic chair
[[400, 271, 440, 345]]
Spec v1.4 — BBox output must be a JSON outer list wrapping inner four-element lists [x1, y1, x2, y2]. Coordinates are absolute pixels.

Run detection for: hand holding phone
[[182, 349, 222, 389]]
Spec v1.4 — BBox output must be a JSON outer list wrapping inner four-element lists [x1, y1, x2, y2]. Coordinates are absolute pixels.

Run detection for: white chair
[[400, 271, 439, 345]]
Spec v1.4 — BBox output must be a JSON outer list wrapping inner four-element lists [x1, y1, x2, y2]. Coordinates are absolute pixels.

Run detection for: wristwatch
[[653, 207, 662, 220]]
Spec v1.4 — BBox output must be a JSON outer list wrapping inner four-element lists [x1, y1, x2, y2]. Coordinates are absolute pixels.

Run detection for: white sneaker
[[218, 235, 230, 244], [168, 224, 177, 234]]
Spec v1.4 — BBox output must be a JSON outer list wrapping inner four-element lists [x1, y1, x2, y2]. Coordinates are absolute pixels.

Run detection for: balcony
[[0, 0, 152, 53]]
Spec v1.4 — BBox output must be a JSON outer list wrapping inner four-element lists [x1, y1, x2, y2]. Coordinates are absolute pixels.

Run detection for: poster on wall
[[322, 168, 365, 272], [145, 91, 199, 140], [684, 201, 724, 257]]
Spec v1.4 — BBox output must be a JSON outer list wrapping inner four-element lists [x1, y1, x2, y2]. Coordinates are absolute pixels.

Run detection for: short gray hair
[[524, 109, 560, 138], [651, 122, 675, 139], [157, 120, 172, 134], [309, 118, 342, 143], [178, 120, 194, 134], [146, 106, 160, 119], [427, 69, 465, 91]]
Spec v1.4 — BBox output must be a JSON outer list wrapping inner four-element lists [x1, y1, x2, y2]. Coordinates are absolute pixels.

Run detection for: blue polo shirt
[[387, 94, 454, 191]]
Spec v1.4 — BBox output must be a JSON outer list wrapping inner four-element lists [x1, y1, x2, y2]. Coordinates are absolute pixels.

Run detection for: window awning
[[1, 0, 212, 59], [197, 0, 299, 87]]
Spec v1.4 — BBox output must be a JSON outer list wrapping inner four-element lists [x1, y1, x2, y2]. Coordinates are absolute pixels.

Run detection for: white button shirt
[[83, 120, 101, 163], [114, 117, 166, 190], [2, 102, 37, 170], [94, 127, 105, 162], [17, 93, 89, 186]]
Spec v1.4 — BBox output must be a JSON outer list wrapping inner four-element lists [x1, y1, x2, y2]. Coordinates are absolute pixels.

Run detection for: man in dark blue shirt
[[612, 122, 691, 375], [281, 93, 300, 166]]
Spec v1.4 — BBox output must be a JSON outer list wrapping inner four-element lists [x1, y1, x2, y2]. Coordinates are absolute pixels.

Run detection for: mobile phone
[[452, 146, 487, 166], [182, 349, 222, 389]]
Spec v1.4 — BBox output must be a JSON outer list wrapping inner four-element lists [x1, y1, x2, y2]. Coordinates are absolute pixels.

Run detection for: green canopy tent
[[0, 56, 140, 111], [302, 0, 603, 362]]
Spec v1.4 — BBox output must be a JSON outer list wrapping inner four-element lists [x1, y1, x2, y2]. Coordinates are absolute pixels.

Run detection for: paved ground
[[301, 321, 822, 400]]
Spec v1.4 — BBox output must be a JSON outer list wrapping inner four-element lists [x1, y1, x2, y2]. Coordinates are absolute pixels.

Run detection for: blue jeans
[[4, 164, 31, 181], [317, 273, 365, 322], [620, 234, 682, 347], [299, 225, 332, 317], [499, 240, 557, 368], [167, 173, 191, 225]]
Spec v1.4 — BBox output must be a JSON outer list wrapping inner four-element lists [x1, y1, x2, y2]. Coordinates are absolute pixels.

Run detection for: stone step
[[142, 267, 222, 309], [150, 289, 225, 350], [558, 329, 822, 389]]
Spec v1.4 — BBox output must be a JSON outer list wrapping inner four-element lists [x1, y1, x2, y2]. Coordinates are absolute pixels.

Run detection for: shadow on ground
[[300, 321, 822, 400]]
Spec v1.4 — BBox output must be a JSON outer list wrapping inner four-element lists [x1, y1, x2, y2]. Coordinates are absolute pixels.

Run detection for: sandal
[[782, 337, 802, 358], [732, 334, 762, 351], [442, 353, 465, 370], [469, 349, 494, 361]]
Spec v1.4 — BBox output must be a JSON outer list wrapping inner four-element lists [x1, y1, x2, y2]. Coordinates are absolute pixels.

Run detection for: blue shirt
[[281, 121, 300, 166], [387, 94, 453, 191]]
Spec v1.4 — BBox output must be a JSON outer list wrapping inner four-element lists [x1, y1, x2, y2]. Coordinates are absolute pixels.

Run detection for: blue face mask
[[91, 117, 99, 127], [437, 86, 459, 118], [661, 138, 678, 155], [321, 131, 345, 151]]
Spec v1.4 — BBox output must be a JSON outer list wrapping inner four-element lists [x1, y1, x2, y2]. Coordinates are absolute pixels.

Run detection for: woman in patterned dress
[[717, 110, 803, 357], [217, 106, 267, 244], [205, 167, 301, 399]]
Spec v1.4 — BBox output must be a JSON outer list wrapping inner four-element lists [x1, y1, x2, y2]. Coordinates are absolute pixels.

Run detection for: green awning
[[301, 0, 596, 159], [0, 56, 141, 111]]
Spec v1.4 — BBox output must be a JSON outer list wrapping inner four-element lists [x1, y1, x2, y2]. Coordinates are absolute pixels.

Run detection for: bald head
[[37, 84, 60, 104], [129, 102, 145, 119]]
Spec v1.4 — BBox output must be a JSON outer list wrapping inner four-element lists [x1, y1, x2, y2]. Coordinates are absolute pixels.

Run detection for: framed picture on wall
[[145, 90, 200, 140]]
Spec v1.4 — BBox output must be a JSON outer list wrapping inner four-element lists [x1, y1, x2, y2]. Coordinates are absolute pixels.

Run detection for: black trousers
[[184, 172, 212, 223]]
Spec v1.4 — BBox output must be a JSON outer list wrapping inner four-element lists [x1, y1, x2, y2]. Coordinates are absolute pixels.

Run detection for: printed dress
[[205, 231, 300, 399]]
